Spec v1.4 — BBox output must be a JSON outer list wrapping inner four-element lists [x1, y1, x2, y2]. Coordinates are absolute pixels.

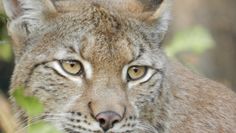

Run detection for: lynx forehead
[[3, 0, 236, 133]]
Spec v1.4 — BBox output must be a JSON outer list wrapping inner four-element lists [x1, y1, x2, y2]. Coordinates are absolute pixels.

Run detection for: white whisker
[[136, 121, 158, 133]]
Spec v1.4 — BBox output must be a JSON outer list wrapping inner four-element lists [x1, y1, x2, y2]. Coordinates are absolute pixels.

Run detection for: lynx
[[3, 0, 236, 133]]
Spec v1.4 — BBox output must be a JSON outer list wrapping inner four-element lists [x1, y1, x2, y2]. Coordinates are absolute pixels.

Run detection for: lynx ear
[[3, 0, 57, 29], [3, 0, 56, 20], [120, 0, 171, 23], [116, 0, 171, 44], [137, 0, 170, 22], [130, 0, 171, 44], [3, 0, 57, 59]]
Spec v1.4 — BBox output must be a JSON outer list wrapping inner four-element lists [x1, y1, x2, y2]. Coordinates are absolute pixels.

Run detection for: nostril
[[96, 111, 122, 131], [98, 118, 106, 125], [112, 119, 119, 127]]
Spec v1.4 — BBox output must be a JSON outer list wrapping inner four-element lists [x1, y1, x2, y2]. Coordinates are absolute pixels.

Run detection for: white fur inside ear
[[3, 0, 44, 20], [2, 0, 18, 19], [3, 0, 57, 37]]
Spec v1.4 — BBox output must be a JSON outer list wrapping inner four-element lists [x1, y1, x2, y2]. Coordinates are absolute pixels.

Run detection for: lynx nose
[[96, 111, 122, 131]]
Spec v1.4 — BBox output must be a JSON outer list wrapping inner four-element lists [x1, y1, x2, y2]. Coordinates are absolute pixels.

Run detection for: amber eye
[[127, 66, 147, 81], [60, 60, 83, 75]]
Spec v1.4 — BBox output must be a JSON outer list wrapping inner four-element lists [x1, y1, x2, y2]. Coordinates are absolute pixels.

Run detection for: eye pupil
[[60, 60, 83, 75], [133, 68, 139, 73], [127, 66, 147, 81]]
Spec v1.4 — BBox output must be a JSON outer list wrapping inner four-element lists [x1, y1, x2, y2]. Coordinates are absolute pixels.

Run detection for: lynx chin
[[3, 0, 236, 133]]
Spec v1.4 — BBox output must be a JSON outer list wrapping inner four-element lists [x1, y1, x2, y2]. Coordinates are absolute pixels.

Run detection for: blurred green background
[[0, 0, 235, 96], [0, 1, 14, 95]]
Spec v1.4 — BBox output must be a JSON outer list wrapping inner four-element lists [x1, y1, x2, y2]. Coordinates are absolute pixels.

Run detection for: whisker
[[136, 121, 157, 133], [14, 112, 70, 133], [15, 117, 64, 133]]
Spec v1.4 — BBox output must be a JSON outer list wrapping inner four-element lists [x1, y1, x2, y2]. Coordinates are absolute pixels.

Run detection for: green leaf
[[165, 26, 215, 57], [28, 121, 61, 133], [0, 42, 13, 62], [12, 87, 44, 117], [12, 87, 61, 133], [0, 14, 7, 21]]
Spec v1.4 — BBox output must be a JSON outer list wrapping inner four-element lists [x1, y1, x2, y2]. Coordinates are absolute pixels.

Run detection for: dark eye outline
[[59, 60, 84, 76], [127, 66, 148, 81]]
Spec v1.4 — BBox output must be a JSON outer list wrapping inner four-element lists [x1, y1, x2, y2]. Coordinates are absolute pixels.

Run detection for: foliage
[[12, 87, 61, 133], [0, 13, 7, 24], [12, 87, 44, 117], [28, 121, 61, 133], [0, 13, 12, 62], [165, 26, 215, 58], [164, 26, 215, 72], [0, 42, 12, 62]]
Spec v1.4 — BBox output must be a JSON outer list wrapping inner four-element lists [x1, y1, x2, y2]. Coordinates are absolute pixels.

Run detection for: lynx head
[[3, 0, 171, 132]]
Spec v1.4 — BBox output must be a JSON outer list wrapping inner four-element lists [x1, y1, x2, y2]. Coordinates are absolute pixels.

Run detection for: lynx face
[[3, 0, 170, 133]]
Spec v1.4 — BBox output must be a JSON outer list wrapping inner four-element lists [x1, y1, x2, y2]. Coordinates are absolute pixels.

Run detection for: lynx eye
[[60, 60, 83, 75], [127, 66, 147, 81]]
